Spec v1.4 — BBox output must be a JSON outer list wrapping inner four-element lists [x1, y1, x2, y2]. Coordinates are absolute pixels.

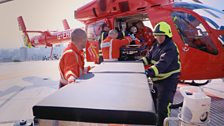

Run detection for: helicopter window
[[172, 12, 218, 55], [194, 7, 224, 31], [86, 21, 105, 41], [174, 2, 224, 46], [87, 24, 97, 41]]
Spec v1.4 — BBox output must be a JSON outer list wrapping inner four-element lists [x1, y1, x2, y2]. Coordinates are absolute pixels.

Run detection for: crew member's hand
[[84, 66, 95, 74], [130, 34, 136, 40], [68, 76, 76, 83], [145, 70, 150, 77], [145, 69, 154, 78]]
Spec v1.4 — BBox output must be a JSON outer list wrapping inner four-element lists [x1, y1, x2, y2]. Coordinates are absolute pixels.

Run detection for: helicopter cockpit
[[172, 2, 224, 55], [173, 2, 224, 46]]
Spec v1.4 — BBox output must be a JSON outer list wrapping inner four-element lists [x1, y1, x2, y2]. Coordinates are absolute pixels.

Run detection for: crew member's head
[[71, 28, 87, 50], [135, 21, 144, 30], [102, 23, 110, 32], [121, 22, 127, 31], [108, 29, 118, 39], [153, 22, 172, 44], [130, 26, 138, 34]]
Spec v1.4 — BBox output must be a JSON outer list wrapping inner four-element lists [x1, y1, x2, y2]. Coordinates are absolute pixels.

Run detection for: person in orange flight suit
[[101, 29, 132, 61], [59, 28, 91, 88], [135, 21, 155, 48]]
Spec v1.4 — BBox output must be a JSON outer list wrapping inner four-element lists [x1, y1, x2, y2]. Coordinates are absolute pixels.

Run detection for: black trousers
[[152, 77, 178, 126]]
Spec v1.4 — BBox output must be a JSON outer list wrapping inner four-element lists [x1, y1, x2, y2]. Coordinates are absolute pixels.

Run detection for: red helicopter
[[17, 16, 99, 62], [17, 16, 73, 48], [74, 0, 224, 81], [17, 16, 77, 58]]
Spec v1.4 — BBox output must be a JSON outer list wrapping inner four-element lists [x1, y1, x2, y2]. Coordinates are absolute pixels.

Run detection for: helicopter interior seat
[[190, 34, 218, 55], [192, 37, 208, 51]]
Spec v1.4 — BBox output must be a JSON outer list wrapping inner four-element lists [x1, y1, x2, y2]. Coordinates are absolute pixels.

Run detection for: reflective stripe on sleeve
[[167, 102, 171, 117], [152, 68, 180, 81], [99, 49, 103, 56], [151, 60, 157, 65], [65, 70, 78, 79], [101, 32, 105, 43], [101, 42, 111, 48], [151, 65, 159, 76], [109, 39, 113, 59], [62, 49, 73, 57], [142, 57, 149, 65]]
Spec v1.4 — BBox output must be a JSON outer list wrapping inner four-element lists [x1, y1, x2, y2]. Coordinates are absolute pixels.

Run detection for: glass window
[[173, 2, 224, 46], [172, 11, 218, 55], [86, 25, 96, 41], [86, 21, 105, 41], [173, 3, 224, 30]]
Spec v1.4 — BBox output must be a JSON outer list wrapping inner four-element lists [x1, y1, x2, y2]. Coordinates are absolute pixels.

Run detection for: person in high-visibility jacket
[[99, 23, 110, 48], [142, 22, 181, 126], [58, 28, 91, 88], [117, 21, 129, 39], [101, 29, 132, 61]]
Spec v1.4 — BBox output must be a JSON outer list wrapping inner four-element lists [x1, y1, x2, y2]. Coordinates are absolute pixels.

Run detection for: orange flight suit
[[59, 42, 90, 88], [101, 36, 131, 60], [136, 26, 154, 47]]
